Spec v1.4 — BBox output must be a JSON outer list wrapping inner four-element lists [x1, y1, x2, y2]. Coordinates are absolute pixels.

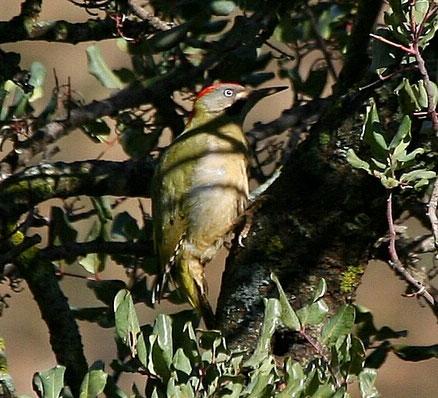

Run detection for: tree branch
[[412, 41, 438, 133], [0, 12, 276, 179], [0, 17, 158, 44], [427, 179, 438, 250], [386, 191, 436, 307], [40, 239, 153, 262], [127, 0, 175, 31], [12, 239, 88, 395], [0, 158, 154, 221]]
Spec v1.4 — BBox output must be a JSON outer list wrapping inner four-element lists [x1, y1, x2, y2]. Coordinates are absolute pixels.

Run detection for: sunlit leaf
[[86, 45, 124, 89], [358, 368, 379, 398], [321, 304, 355, 346], [114, 289, 148, 367], [244, 298, 281, 367], [346, 149, 371, 174], [33, 366, 65, 398], [79, 366, 107, 398], [210, 1, 236, 16], [271, 273, 301, 331], [400, 169, 435, 183]]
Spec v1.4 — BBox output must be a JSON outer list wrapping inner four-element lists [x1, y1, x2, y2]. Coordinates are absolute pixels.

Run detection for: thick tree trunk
[[216, 131, 388, 359]]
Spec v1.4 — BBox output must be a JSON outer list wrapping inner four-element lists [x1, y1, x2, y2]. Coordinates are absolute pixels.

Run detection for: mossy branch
[[0, 11, 276, 178], [0, 158, 155, 221], [10, 231, 88, 396], [0, 14, 159, 44]]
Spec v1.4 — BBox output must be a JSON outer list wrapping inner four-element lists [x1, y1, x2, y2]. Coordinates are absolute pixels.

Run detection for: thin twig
[[412, 41, 438, 133], [369, 33, 416, 54], [127, 0, 174, 31], [427, 179, 438, 250], [300, 328, 342, 388], [386, 191, 435, 306]]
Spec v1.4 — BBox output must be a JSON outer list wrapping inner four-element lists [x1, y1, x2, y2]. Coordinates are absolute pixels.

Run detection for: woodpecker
[[152, 82, 285, 328]]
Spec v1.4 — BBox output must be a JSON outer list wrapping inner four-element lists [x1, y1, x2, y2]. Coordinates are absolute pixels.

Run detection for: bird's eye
[[223, 88, 234, 97]]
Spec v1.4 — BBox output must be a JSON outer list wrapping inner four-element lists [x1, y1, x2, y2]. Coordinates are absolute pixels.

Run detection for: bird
[[152, 82, 285, 328]]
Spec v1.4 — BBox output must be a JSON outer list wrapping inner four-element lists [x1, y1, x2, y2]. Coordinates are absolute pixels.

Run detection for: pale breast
[[184, 147, 249, 258]]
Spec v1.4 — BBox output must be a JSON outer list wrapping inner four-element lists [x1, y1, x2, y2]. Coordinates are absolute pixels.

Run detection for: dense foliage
[[0, 0, 437, 397]]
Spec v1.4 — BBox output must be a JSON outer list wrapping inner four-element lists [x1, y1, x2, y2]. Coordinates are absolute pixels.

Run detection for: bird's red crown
[[196, 82, 242, 99]]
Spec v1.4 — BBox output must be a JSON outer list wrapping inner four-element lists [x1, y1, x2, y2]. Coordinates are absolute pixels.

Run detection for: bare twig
[[412, 41, 438, 133], [427, 179, 438, 250], [386, 191, 435, 306], [127, 0, 174, 31], [369, 33, 416, 54]]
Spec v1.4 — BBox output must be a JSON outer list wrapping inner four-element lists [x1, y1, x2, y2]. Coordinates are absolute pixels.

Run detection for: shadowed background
[[1, 1, 437, 396]]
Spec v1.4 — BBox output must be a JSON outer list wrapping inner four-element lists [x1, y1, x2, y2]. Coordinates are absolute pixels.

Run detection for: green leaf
[[414, 80, 429, 108], [392, 344, 438, 361], [358, 368, 379, 398], [153, 314, 173, 369], [28, 62, 46, 102], [346, 149, 371, 173], [271, 273, 301, 331], [412, 0, 429, 25], [277, 359, 305, 398], [79, 367, 108, 398], [389, 115, 411, 149], [114, 289, 148, 367], [312, 279, 327, 302], [78, 252, 105, 274], [400, 169, 436, 183], [308, 384, 337, 398], [33, 366, 65, 398], [244, 298, 281, 367], [297, 300, 329, 327], [370, 157, 387, 170], [245, 359, 275, 397], [321, 304, 355, 346], [394, 78, 421, 113], [210, 1, 236, 16], [86, 45, 124, 89], [361, 100, 388, 160], [172, 348, 192, 375]]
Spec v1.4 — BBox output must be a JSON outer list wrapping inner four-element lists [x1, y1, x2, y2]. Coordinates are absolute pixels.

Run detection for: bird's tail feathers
[[152, 235, 185, 304], [178, 256, 216, 329]]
